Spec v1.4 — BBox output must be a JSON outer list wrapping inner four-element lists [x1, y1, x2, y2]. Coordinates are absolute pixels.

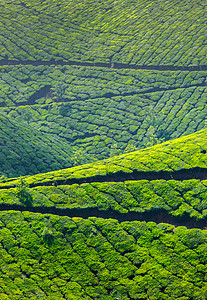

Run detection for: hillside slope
[[1, 128, 205, 187], [0, 65, 206, 165], [0, 130, 206, 224], [0, 132, 207, 299], [0, 211, 206, 299], [0, 115, 74, 177], [0, 0, 206, 175], [0, 0, 206, 66]]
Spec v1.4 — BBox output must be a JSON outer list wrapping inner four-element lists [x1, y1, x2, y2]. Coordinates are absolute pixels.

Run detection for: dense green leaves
[[0, 0, 206, 66], [1, 128, 205, 188], [0, 65, 206, 174], [0, 211, 206, 299], [0, 115, 73, 177], [0, 179, 206, 220]]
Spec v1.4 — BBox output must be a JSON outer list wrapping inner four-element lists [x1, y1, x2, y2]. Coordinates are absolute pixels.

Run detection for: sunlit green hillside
[[0, 64, 206, 176], [1, 130, 206, 221], [0, 2, 207, 298], [1, 128, 205, 187], [0, 0, 206, 66], [0, 0, 207, 176], [0, 211, 206, 299]]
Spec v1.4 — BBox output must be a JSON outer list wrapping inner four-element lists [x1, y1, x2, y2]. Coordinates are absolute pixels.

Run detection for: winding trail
[[1, 59, 207, 71], [30, 167, 207, 188], [0, 167, 207, 190], [0, 204, 206, 229]]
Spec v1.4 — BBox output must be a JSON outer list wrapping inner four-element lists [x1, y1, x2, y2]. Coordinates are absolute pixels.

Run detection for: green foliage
[[72, 149, 96, 166], [145, 125, 163, 147], [0, 115, 74, 177], [1, 178, 206, 219], [124, 142, 137, 153], [0, 0, 206, 66], [15, 178, 32, 206], [109, 144, 122, 157], [51, 81, 67, 102], [0, 211, 206, 299], [1, 128, 205, 188], [0, 175, 8, 182], [0, 1, 206, 298], [0, 65, 206, 172], [41, 224, 55, 245]]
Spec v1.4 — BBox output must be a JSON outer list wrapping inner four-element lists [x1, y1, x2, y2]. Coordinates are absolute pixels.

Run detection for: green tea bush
[[1, 211, 206, 299]]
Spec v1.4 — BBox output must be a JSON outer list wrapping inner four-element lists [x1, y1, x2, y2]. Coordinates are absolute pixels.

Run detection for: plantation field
[[0, 0, 206, 66], [1, 179, 207, 221], [0, 211, 206, 299], [0, 64, 206, 176], [0, 115, 74, 178], [0, 130, 206, 222], [1, 128, 206, 188], [0, 1, 207, 298]]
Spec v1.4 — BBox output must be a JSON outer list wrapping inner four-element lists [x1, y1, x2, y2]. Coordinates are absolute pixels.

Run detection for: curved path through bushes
[[1, 167, 207, 229], [0, 59, 207, 71], [1, 59, 206, 229], [0, 203, 207, 229]]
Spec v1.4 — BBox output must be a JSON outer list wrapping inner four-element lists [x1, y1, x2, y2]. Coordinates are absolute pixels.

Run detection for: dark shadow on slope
[[27, 85, 51, 105], [27, 167, 207, 188], [0, 58, 207, 71], [0, 204, 206, 229]]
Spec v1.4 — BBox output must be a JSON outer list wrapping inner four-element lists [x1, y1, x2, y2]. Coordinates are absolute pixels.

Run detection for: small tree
[[41, 226, 54, 245], [51, 81, 67, 102], [145, 105, 169, 143], [16, 178, 32, 206], [145, 125, 163, 147], [22, 109, 33, 124], [124, 142, 137, 153], [109, 144, 122, 157], [72, 149, 96, 166]]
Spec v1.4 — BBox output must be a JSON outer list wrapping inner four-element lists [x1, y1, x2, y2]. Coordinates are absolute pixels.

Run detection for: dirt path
[[1, 58, 207, 71]]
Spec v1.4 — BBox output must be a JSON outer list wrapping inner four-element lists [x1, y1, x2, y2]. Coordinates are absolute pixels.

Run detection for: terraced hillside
[[0, 0, 206, 176], [0, 211, 206, 299], [0, 115, 74, 178], [0, 0, 206, 66], [0, 130, 207, 299], [0, 1, 207, 299], [1, 130, 207, 224], [0, 64, 206, 176]]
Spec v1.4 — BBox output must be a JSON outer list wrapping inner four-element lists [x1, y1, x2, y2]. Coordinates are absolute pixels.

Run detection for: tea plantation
[[0, 0, 206, 177], [0, 0, 207, 299], [0, 131, 206, 299], [0, 211, 206, 299], [0, 0, 206, 66], [0, 114, 73, 178], [0, 64, 206, 176]]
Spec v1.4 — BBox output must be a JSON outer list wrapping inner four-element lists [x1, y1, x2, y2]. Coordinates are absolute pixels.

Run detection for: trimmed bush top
[[0, 210, 206, 299]]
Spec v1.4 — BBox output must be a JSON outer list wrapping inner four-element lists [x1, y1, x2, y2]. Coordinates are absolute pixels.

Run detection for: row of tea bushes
[[1, 179, 207, 220], [0, 115, 74, 178], [0, 65, 206, 107], [1, 78, 206, 161], [0, 211, 206, 299], [1, 129, 206, 188], [0, 0, 206, 66], [0, 65, 206, 167]]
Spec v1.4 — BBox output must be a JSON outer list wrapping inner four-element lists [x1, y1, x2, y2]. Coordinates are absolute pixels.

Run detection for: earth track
[[0, 204, 206, 229], [1, 59, 207, 71]]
